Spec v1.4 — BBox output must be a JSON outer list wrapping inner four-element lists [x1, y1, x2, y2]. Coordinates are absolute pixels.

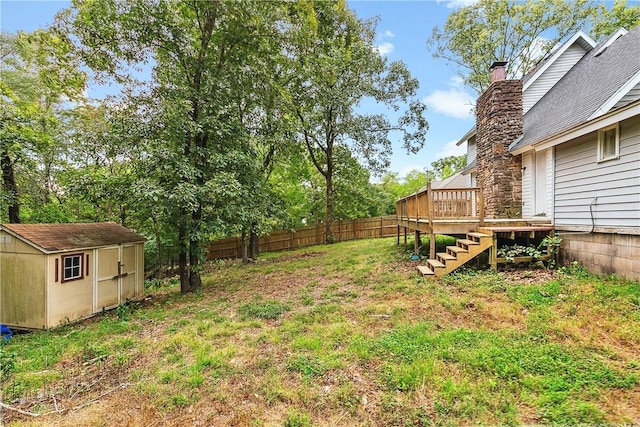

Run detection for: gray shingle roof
[[510, 26, 640, 152]]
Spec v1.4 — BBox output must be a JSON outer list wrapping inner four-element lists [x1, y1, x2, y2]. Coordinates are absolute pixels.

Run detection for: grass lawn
[[1, 237, 639, 426]]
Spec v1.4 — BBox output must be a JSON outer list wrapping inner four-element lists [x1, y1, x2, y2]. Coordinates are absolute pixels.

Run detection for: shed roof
[[1, 222, 146, 253], [510, 26, 640, 152]]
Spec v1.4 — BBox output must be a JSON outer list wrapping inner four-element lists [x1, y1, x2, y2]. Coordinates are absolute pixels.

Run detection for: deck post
[[426, 180, 433, 229], [489, 231, 497, 270], [404, 227, 407, 246], [397, 225, 400, 245], [478, 189, 485, 226], [429, 233, 436, 259], [427, 181, 435, 258], [414, 230, 421, 254]]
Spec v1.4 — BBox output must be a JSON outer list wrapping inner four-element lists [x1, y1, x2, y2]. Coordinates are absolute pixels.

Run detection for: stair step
[[447, 246, 468, 254], [427, 259, 446, 269], [457, 239, 479, 246], [417, 266, 435, 276], [437, 252, 456, 261], [467, 232, 491, 239]]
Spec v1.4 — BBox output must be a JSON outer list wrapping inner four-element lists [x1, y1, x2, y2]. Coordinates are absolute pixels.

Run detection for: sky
[[0, 0, 480, 178]]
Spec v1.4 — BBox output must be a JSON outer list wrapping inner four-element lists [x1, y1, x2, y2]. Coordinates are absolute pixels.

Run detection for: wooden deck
[[395, 185, 553, 260]]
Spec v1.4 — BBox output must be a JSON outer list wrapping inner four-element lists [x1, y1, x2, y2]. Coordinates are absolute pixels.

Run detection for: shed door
[[96, 247, 120, 311], [95, 245, 138, 312], [120, 245, 137, 300]]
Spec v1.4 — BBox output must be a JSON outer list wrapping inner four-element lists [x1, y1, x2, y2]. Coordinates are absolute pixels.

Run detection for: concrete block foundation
[[559, 232, 640, 280]]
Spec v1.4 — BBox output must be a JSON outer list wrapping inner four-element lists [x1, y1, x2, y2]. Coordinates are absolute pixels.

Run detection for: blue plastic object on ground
[[1, 324, 13, 341]]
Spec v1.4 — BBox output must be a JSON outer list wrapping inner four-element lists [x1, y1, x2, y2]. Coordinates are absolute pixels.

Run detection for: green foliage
[[284, 410, 312, 427], [507, 281, 563, 308], [497, 243, 542, 262], [431, 154, 466, 180], [1, 30, 86, 223], [286, 0, 427, 241], [145, 277, 180, 291], [237, 300, 291, 320], [287, 354, 327, 378], [0, 342, 17, 377], [428, 0, 596, 92], [592, 0, 640, 40]]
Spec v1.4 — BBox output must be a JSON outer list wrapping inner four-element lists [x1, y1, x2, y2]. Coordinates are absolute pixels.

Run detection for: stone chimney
[[475, 62, 523, 218]]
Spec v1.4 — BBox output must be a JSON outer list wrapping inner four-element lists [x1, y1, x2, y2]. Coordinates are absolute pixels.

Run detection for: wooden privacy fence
[[207, 216, 398, 260]]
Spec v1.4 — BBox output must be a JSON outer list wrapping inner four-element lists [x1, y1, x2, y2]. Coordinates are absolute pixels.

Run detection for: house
[[397, 26, 639, 280], [0, 222, 146, 329]]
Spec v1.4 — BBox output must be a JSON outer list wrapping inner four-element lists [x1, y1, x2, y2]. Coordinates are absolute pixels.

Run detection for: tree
[[430, 154, 466, 180], [64, 0, 288, 293], [592, 0, 640, 40], [428, 0, 596, 93], [0, 30, 85, 223], [287, 0, 428, 243]]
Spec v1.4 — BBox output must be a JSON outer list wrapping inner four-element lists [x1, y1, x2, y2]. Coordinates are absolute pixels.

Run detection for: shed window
[[62, 254, 83, 282], [598, 124, 619, 162]]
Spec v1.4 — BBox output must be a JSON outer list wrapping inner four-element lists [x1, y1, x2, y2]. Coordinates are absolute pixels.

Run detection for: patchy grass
[[2, 237, 639, 426]]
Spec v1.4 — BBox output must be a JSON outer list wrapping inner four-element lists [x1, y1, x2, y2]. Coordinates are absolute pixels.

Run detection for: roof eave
[[522, 30, 596, 92], [456, 126, 476, 146], [511, 99, 640, 155], [587, 69, 640, 120]]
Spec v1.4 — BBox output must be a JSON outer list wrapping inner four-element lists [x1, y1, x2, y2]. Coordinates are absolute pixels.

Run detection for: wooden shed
[[0, 222, 145, 330]]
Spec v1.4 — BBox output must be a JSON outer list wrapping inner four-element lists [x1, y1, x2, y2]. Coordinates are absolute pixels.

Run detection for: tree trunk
[[188, 205, 202, 292], [1, 151, 20, 223], [241, 230, 249, 264], [325, 161, 334, 244], [250, 222, 259, 259], [178, 216, 190, 294]]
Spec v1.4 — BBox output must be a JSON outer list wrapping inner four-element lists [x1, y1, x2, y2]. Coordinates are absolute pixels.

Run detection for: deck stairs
[[417, 231, 493, 277]]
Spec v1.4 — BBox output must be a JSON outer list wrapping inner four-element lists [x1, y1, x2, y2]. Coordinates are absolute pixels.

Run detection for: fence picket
[[206, 216, 397, 259]]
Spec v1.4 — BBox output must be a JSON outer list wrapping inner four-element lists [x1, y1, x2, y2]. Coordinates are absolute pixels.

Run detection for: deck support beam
[[414, 230, 421, 255], [489, 232, 498, 270], [429, 233, 436, 259]]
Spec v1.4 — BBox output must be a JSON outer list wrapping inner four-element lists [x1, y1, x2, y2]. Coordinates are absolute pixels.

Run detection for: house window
[[598, 124, 619, 162], [62, 254, 83, 282]]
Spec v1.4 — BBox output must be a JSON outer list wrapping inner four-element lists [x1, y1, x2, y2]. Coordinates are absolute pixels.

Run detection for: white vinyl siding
[[467, 139, 476, 165], [546, 148, 554, 220], [523, 44, 588, 113], [613, 81, 640, 110], [521, 152, 534, 217], [554, 116, 640, 230]]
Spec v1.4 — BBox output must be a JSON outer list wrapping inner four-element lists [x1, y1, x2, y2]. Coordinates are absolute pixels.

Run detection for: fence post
[[353, 218, 357, 240]]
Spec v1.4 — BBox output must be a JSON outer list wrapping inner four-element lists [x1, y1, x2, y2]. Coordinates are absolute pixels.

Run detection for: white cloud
[[375, 42, 394, 56], [383, 30, 395, 38], [436, 139, 467, 159], [438, 0, 479, 9], [423, 76, 475, 119]]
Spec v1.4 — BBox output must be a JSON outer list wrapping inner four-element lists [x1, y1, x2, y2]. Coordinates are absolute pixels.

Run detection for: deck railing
[[396, 184, 484, 225]]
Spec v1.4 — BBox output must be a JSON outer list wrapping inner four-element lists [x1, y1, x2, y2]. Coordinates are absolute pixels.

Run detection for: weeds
[[237, 299, 291, 320], [2, 238, 638, 426]]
